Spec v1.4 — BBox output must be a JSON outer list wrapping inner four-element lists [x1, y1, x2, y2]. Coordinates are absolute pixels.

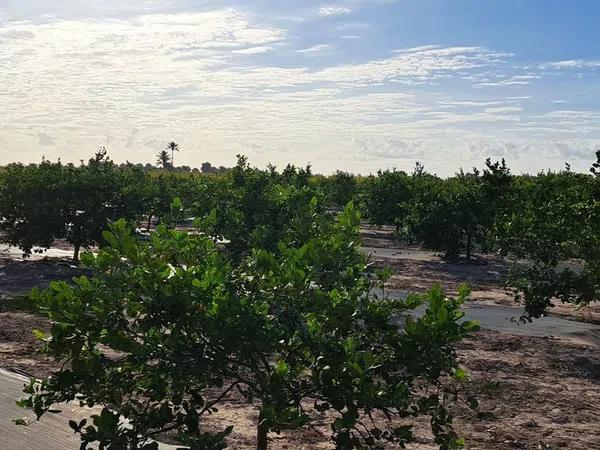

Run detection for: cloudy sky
[[1, 0, 599, 175]]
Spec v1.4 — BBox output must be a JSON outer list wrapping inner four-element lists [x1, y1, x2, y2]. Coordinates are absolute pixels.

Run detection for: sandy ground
[[182, 330, 600, 450], [1, 230, 599, 448]]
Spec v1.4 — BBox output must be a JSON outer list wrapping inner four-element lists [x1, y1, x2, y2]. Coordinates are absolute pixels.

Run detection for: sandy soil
[[370, 251, 600, 325], [1, 230, 600, 448], [3, 312, 598, 449], [161, 330, 600, 449]]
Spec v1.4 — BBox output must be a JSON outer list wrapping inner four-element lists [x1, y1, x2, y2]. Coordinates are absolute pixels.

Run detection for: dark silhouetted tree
[[167, 141, 179, 167], [156, 150, 171, 169]]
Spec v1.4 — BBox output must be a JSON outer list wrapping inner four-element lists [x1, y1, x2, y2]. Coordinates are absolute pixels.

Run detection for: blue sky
[[1, 1, 599, 175]]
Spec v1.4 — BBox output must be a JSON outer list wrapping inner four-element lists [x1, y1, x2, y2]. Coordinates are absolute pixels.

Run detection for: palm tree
[[157, 150, 171, 169], [166, 141, 179, 167]]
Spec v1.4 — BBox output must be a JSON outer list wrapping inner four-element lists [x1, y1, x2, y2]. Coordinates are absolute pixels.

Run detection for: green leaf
[[102, 230, 118, 248], [275, 360, 289, 376], [437, 304, 448, 324], [32, 329, 47, 341]]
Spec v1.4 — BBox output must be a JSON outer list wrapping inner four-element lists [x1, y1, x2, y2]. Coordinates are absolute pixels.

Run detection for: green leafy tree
[[0, 150, 146, 261], [141, 172, 201, 229], [206, 156, 325, 259], [61, 149, 143, 261], [0, 160, 66, 255], [504, 160, 599, 318], [479, 158, 514, 254], [21, 205, 477, 450], [361, 169, 411, 230], [404, 170, 485, 260], [320, 171, 358, 209]]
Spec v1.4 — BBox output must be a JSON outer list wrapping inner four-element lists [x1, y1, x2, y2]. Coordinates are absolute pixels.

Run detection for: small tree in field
[[361, 169, 411, 230], [61, 149, 142, 261], [403, 169, 485, 261], [22, 203, 477, 449], [505, 153, 600, 318], [0, 160, 65, 255]]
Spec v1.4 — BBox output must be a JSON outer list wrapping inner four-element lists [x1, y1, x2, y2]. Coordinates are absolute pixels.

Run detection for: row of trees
[[5, 149, 598, 448], [351, 155, 600, 320], [1, 150, 598, 315], [0, 149, 146, 260], [0, 152, 324, 261]]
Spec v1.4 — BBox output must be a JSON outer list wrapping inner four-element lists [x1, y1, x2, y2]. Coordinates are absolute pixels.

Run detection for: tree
[[21, 206, 477, 450], [0, 160, 66, 255], [504, 160, 599, 319], [321, 171, 358, 209], [156, 150, 171, 169], [204, 156, 326, 260], [591, 149, 600, 177], [62, 149, 143, 261], [480, 158, 514, 254], [402, 169, 485, 261], [361, 169, 411, 229], [201, 162, 216, 174], [167, 141, 180, 167]]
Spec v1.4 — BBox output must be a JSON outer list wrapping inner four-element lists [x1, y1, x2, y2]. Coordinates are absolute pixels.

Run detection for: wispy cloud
[[232, 46, 273, 54], [541, 59, 600, 69], [297, 44, 334, 53], [474, 73, 540, 87], [318, 5, 352, 17], [0, 4, 598, 175]]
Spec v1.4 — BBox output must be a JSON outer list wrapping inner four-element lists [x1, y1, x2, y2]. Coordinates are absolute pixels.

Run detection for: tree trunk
[[256, 408, 268, 450], [73, 242, 81, 262], [465, 231, 472, 261]]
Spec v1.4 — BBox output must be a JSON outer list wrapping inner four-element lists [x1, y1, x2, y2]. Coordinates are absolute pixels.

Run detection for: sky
[[1, 0, 599, 175]]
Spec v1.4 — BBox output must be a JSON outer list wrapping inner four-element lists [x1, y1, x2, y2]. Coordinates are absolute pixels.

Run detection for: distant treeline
[[0, 149, 598, 318]]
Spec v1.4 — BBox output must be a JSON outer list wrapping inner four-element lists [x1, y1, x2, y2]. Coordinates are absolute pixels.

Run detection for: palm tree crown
[[157, 150, 171, 169], [166, 141, 179, 167]]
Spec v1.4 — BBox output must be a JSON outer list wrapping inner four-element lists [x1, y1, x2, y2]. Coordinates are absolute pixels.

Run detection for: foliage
[[403, 170, 485, 260], [62, 149, 145, 260], [203, 156, 325, 259], [318, 171, 359, 209], [166, 141, 180, 167], [0, 160, 67, 255], [503, 161, 600, 318], [156, 150, 171, 169], [21, 204, 477, 450], [1, 150, 598, 318], [0, 150, 144, 260], [361, 170, 411, 228]]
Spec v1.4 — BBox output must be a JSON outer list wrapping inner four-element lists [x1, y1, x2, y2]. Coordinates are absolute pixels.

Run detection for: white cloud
[[0, 10, 598, 175], [484, 106, 523, 114], [474, 73, 540, 87], [318, 5, 352, 17], [540, 59, 600, 69], [439, 100, 507, 107], [297, 44, 334, 53], [232, 46, 273, 54], [311, 46, 509, 86]]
